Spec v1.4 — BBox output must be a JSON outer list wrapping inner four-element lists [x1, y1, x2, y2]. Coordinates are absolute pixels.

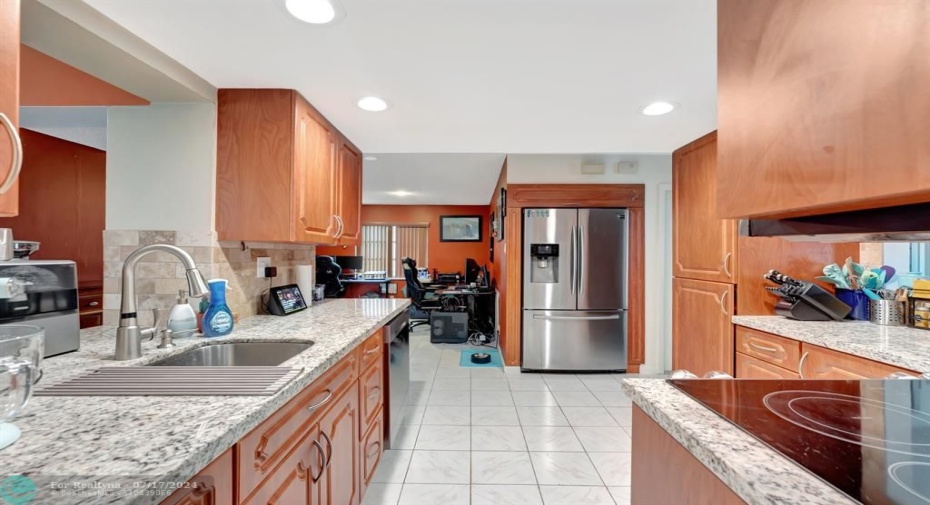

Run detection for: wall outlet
[[256, 257, 271, 278]]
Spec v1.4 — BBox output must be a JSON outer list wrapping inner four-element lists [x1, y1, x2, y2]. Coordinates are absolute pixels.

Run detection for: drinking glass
[[0, 325, 44, 450]]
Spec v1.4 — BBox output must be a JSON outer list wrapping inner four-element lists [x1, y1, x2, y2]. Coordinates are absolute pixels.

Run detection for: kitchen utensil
[[860, 270, 880, 290], [822, 264, 850, 289], [0, 325, 44, 450], [870, 299, 908, 326], [862, 288, 882, 301], [0, 229, 13, 261], [11, 241, 39, 259], [881, 265, 897, 283]]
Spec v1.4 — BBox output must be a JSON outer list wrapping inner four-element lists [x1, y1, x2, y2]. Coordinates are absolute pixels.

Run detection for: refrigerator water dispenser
[[530, 244, 559, 283]]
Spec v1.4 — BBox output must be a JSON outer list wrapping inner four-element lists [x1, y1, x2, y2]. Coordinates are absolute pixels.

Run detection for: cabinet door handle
[[748, 341, 779, 354], [364, 345, 380, 355], [307, 389, 334, 412], [798, 351, 809, 379], [719, 291, 729, 316], [368, 386, 381, 401], [311, 439, 326, 483], [367, 441, 381, 459], [723, 252, 732, 278], [334, 215, 344, 239], [88, 301, 100, 307], [320, 430, 333, 469], [0, 112, 23, 195]]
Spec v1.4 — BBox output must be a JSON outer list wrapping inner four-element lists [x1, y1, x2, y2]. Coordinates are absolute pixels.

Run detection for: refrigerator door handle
[[570, 225, 576, 295], [532, 314, 621, 321], [577, 225, 585, 295]]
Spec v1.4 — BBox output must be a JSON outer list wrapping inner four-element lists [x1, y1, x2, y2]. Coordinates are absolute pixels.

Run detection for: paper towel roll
[[296, 264, 314, 307]]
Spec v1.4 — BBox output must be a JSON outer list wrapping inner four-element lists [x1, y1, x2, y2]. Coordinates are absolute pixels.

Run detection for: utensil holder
[[869, 299, 907, 326], [836, 288, 870, 320]]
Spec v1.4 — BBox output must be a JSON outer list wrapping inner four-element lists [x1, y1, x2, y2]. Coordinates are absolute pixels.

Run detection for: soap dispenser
[[167, 290, 198, 338], [203, 279, 234, 337]]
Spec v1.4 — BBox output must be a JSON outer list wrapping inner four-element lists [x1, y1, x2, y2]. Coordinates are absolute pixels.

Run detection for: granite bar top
[[733, 316, 930, 373], [0, 298, 409, 505], [620, 378, 855, 505]]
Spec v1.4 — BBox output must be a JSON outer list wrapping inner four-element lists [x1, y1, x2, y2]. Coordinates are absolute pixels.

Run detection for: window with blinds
[[360, 225, 429, 277]]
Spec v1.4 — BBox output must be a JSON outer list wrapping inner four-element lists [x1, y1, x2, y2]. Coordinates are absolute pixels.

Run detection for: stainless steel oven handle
[[532, 314, 621, 321], [0, 112, 22, 195]]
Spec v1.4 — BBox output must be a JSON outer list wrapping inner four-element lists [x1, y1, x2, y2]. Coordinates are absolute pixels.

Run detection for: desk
[[340, 278, 392, 298], [435, 289, 495, 335]]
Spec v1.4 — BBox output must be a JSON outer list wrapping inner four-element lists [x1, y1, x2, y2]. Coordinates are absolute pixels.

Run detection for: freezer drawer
[[522, 310, 627, 372]]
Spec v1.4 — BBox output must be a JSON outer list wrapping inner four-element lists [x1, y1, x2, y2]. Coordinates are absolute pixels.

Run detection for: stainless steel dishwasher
[[383, 312, 410, 449]]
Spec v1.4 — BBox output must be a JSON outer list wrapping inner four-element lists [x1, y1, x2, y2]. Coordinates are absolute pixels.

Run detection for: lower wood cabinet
[[162, 327, 387, 505], [799, 343, 918, 379], [672, 278, 735, 376], [632, 406, 745, 505], [735, 352, 800, 379], [162, 449, 235, 505]]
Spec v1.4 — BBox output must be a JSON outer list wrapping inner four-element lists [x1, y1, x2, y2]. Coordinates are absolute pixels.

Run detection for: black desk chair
[[315, 256, 346, 298], [402, 257, 442, 330]]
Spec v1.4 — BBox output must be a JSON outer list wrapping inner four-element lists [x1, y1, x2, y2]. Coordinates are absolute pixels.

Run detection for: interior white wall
[[20, 106, 108, 150], [506, 154, 673, 375], [106, 103, 216, 231]]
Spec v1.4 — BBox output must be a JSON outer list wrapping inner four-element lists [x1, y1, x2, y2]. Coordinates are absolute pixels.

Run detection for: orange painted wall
[[20, 45, 148, 106], [319, 204, 492, 275], [488, 159, 508, 343]]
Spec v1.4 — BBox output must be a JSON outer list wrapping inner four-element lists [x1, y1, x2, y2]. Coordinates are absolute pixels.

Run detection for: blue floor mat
[[460, 349, 503, 368]]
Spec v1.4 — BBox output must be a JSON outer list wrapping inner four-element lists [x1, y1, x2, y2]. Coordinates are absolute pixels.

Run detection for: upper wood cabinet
[[0, 0, 21, 217], [717, 0, 930, 219], [673, 131, 737, 283], [672, 277, 735, 376], [216, 89, 362, 244]]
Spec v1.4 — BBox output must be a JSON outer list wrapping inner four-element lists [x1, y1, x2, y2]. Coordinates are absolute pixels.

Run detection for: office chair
[[315, 256, 346, 298], [402, 257, 442, 330]]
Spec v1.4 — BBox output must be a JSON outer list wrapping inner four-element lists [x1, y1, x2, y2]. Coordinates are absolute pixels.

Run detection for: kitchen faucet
[[115, 244, 210, 360]]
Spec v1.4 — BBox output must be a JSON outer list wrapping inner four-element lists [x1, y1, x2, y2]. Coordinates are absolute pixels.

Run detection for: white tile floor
[[364, 329, 642, 505]]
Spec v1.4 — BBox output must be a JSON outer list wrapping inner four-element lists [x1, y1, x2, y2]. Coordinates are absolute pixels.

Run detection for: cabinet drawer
[[736, 326, 800, 371], [359, 355, 384, 435], [237, 350, 357, 500], [78, 288, 103, 314], [161, 449, 235, 505], [241, 424, 323, 505], [800, 343, 918, 380], [360, 407, 384, 494], [79, 312, 103, 329], [735, 352, 800, 379], [359, 330, 383, 368]]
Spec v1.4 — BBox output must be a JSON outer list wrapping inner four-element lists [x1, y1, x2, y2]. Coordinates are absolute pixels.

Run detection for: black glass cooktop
[[669, 379, 930, 505]]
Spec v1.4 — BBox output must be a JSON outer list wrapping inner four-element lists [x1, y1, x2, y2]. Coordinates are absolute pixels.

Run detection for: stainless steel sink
[[148, 342, 313, 367]]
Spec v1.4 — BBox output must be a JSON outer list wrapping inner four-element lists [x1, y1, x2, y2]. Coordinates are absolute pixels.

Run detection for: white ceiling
[[363, 153, 505, 205], [82, 0, 717, 155]]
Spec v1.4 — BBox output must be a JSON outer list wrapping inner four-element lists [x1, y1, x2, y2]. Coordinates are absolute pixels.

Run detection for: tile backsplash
[[103, 230, 315, 326]]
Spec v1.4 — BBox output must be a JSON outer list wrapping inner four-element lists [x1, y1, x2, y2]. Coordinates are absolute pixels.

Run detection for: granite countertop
[[733, 316, 930, 373], [0, 298, 409, 505], [620, 378, 855, 505]]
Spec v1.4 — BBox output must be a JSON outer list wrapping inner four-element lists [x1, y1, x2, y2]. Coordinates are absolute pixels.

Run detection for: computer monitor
[[464, 258, 481, 284], [335, 256, 364, 271]]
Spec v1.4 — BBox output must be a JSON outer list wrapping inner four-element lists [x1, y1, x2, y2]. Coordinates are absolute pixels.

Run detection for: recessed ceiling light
[[387, 190, 415, 197], [357, 96, 390, 112], [364, 155, 378, 161], [641, 101, 677, 116], [284, 0, 337, 24]]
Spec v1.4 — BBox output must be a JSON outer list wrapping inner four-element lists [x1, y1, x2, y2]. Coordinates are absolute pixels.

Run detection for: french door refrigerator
[[522, 208, 628, 371]]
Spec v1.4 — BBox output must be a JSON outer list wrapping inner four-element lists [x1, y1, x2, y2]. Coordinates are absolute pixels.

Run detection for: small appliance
[[0, 260, 79, 357], [266, 284, 308, 316]]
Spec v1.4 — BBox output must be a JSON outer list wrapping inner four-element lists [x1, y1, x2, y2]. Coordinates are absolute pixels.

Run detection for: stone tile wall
[[103, 230, 315, 327]]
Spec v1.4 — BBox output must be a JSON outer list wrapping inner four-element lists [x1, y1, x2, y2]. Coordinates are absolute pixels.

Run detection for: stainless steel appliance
[[0, 260, 79, 357], [522, 208, 628, 371], [383, 312, 409, 448]]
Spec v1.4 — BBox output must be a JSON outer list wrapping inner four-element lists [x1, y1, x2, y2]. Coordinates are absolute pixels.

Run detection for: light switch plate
[[256, 257, 271, 278]]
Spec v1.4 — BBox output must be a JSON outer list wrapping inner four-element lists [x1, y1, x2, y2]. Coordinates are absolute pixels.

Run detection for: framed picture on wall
[[497, 188, 507, 242], [489, 212, 496, 262], [440, 215, 483, 242]]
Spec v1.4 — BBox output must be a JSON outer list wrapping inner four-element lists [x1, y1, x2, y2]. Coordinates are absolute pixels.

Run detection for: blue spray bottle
[[202, 279, 234, 337]]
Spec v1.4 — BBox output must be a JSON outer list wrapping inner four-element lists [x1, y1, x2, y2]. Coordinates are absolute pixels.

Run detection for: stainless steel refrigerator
[[522, 208, 628, 371]]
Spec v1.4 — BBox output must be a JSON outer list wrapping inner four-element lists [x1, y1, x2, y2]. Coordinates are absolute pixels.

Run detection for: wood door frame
[[501, 184, 646, 371]]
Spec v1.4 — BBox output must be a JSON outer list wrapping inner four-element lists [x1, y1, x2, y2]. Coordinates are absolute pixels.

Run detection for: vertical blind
[[360, 225, 428, 277]]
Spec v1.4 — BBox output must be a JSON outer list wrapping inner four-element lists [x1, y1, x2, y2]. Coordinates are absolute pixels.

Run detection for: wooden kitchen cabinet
[[0, 0, 21, 217], [800, 343, 918, 380], [216, 89, 362, 244], [241, 424, 323, 505], [672, 278, 735, 376], [673, 132, 737, 283], [735, 326, 800, 372], [717, 0, 930, 219], [162, 449, 235, 505], [318, 383, 360, 505], [735, 352, 800, 380], [632, 406, 745, 505]]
